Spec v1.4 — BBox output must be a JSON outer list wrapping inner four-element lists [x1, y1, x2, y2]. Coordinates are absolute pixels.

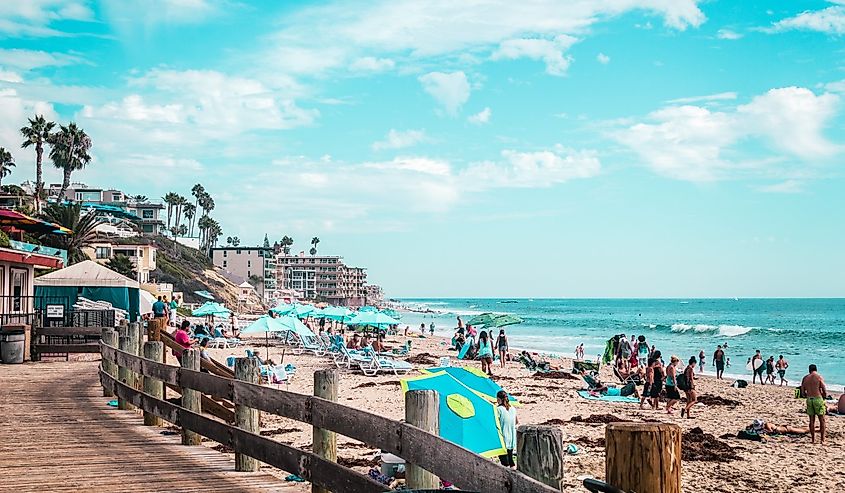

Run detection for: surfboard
[[753, 358, 764, 370], [458, 339, 472, 359]]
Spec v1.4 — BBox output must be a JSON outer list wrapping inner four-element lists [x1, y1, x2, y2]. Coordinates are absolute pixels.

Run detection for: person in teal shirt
[[496, 390, 518, 468], [152, 296, 166, 318], [478, 330, 494, 376], [169, 296, 179, 325]]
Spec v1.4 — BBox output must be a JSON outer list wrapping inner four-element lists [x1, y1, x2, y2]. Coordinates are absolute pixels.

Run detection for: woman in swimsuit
[[649, 350, 664, 410]]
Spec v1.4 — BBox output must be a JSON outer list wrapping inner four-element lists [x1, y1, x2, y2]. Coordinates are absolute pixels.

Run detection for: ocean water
[[396, 298, 845, 388]]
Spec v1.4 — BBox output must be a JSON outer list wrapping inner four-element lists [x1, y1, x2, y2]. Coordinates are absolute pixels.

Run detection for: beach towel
[[576, 390, 639, 403]]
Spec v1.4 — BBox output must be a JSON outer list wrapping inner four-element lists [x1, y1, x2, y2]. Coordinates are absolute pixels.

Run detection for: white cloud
[[0, 48, 85, 70], [616, 86, 841, 182], [0, 1, 94, 37], [597, 52, 611, 64], [666, 91, 737, 104], [349, 56, 395, 72], [757, 180, 804, 194], [468, 107, 492, 125], [419, 71, 470, 115], [100, 0, 222, 27], [81, 94, 184, 123], [0, 69, 23, 83], [823, 78, 845, 93], [259, 0, 705, 77], [767, 6, 845, 34], [0, 88, 57, 183], [372, 129, 428, 150], [492, 35, 578, 75], [364, 156, 451, 176], [461, 147, 601, 189], [716, 28, 743, 39]]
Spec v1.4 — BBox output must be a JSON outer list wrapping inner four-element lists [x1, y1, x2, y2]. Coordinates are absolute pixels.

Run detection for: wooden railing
[[33, 326, 106, 359], [98, 328, 561, 493]]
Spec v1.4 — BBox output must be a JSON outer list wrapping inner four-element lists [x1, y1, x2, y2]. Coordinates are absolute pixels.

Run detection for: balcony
[[8, 240, 68, 267]]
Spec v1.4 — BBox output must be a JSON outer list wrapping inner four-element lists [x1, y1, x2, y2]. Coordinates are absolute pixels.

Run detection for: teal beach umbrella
[[423, 366, 519, 405], [321, 306, 354, 323], [349, 311, 399, 328], [192, 301, 230, 317], [401, 371, 506, 458], [239, 315, 286, 359]]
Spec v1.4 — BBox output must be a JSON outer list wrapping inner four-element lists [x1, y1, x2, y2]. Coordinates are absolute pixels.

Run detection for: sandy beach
[[197, 329, 845, 493]]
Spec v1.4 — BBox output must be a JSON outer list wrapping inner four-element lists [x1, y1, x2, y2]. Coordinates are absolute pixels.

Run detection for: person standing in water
[[698, 350, 706, 373], [713, 345, 725, 380], [496, 390, 518, 468], [429, 322, 435, 336]]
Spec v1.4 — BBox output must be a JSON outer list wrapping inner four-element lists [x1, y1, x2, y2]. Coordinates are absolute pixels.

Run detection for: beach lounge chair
[[361, 356, 414, 377], [391, 341, 411, 356], [573, 360, 601, 375], [613, 366, 642, 385], [332, 345, 373, 370], [582, 373, 602, 391]]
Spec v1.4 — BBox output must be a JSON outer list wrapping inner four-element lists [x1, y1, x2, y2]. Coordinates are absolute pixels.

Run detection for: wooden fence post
[[605, 423, 681, 493], [117, 325, 136, 411], [142, 341, 164, 426], [405, 390, 440, 490], [313, 369, 338, 493], [181, 349, 202, 445], [235, 357, 260, 472], [131, 322, 143, 360], [517, 425, 565, 490], [101, 328, 117, 397]]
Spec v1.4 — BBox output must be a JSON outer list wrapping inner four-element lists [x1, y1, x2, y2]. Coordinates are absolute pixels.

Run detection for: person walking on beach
[[152, 296, 167, 320], [419, 323, 426, 336], [776, 355, 789, 386], [576, 343, 584, 360], [169, 296, 179, 325], [665, 356, 681, 414], [713, 345, 726, 380], [478, 331, 494, 376], [640, 354, 655, 409], [765, 356, 776, 385], [648, 352, 664, 410], [496, 390, 518, 468], [800, 364, 827, 445], [496, 329, 509, 368], [751, 350, 765, 385], [698, 349, 706, 373], [681, 356, 697, 419], [429, 322, 435, 336]]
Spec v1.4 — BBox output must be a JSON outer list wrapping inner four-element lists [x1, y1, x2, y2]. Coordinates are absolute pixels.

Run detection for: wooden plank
[[34, 343, 101, 353], [36, 326, 109, 336], [180, 369, 233, 400], [233, 380, 312, 423]]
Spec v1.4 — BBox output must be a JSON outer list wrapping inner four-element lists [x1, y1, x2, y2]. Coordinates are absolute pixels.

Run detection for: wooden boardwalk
[[0, 361, 289, 493]]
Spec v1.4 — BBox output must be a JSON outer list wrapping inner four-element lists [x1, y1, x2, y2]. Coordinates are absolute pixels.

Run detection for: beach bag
[[737, 429, 763, 441], [676, 372, 689, 391]]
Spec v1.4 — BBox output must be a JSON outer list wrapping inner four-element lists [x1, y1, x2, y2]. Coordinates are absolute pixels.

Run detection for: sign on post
[[46, 304, 64, 319]]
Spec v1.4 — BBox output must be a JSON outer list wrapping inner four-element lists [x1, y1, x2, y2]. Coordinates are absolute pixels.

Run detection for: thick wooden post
[[180, 349, 202, 445], [235, 357, 260, 472], [131, 322, 143, 360], [117, 325, 135, 411], [142, 341, 164, 426], [313, 369, 338, 493], [101, 328, 117, 397], [605, 423, 681, 493], [405, 390, 440, 490], [149, 317, 164, 342], [517, 425, 565, 490]]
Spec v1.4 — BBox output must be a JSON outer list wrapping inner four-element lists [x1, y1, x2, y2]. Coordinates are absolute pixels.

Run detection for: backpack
[[676, 372, 689, 391]]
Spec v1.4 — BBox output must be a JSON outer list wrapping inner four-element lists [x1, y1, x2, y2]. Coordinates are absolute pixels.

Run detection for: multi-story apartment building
[[275, 253, 367, 306], [209, 246, 276, 301], [127, 202, 165, 236], [47, 183, 165, 237], [83, 240, 158, 283]]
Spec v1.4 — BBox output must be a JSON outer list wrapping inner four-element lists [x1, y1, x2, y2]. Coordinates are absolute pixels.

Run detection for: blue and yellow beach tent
[[423, 366, 519, 406], [400, 371, 506, 458]]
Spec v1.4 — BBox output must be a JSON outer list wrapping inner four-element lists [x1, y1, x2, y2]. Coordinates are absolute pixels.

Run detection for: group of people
[[748, 350, 790, 386], [151, 295, 181, 325], [451, 320, 510, 376]]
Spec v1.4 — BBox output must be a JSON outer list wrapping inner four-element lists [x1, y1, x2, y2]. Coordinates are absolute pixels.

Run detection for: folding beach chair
[[332, 345, 373, 370], [361, 356, 414, 377], [613, 366, 642, 385]]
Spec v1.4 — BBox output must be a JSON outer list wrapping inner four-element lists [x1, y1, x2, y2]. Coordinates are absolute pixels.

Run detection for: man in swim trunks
[[713, 345, 725, 380], [800, 364, 827, 444], [776, 355, 789, 386], [752, 350, 764, 385]]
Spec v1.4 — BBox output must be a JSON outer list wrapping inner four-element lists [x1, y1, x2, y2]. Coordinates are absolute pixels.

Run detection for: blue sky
[[1, 0, 844, 298]]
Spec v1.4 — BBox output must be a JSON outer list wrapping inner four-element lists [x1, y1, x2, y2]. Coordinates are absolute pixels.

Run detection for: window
[[95, 247, 111, 259], [247, 271, 251, 278], [223, 251, 227, 257], [139, 249, 144, 258], [142, 224, 154, 233], [236, 249, 241, 255], [247, 260, 251, 268], [142, 210, 154, 219], [222, 260, 227, 268]]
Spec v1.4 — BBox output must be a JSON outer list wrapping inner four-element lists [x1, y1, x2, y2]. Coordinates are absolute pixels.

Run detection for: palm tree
[[131, 194, 148, 203], [183, 203, 196, 236], [106, 254, 136, 279], [231, 236, 240, 247], [280, 235, 293, 255], [191, 183, 204, 213], [310, 236, 320, 256], [20, 114, 55, 211], [177, 224, 188, 237], [0, 148, 15, 188], [162, 192, 179, 229], [39, 202, 106, 264], [174, 195, 187, 231], [198, 192, 215, 216], [263, 233, 270, 248], [197, 214, 212, 249], [226, 236, 233, 245], [48, 122, 92, 200]]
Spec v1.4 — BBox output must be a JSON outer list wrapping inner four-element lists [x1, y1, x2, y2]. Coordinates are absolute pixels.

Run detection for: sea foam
[[670, 323, 753, 337]]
